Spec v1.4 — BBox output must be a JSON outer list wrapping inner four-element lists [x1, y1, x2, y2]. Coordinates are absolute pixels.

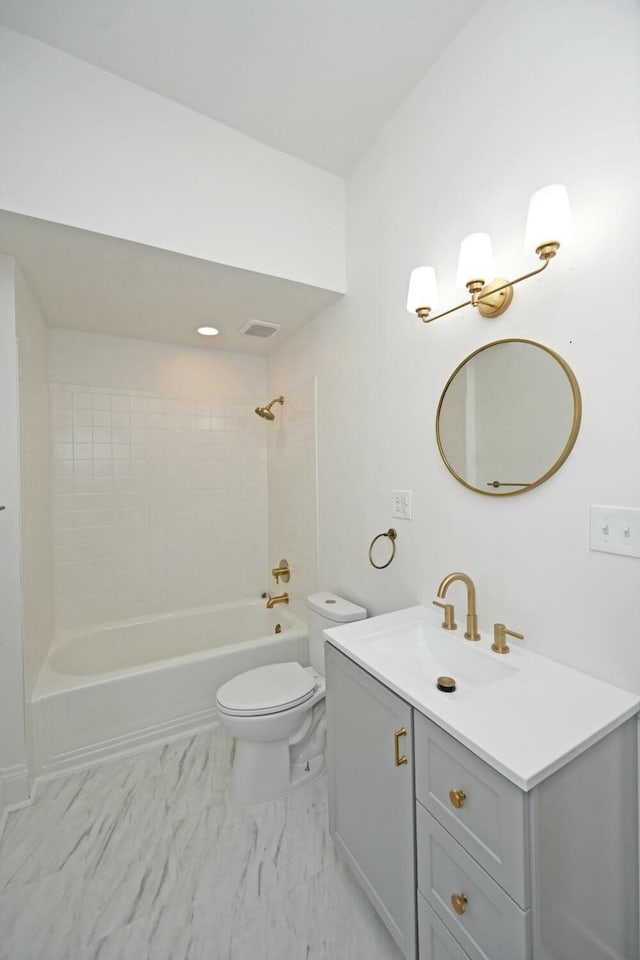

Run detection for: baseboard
[[0, 764, 31, 842], [36, 705, 220, 781]]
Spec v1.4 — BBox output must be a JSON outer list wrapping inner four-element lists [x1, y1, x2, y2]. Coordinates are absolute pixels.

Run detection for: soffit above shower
[[0, 210, 340, 354], [0, 0, 483, 175]]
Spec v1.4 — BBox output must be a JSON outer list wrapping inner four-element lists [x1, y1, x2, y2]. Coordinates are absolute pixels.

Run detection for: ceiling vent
[[239, 319, 281, 339]]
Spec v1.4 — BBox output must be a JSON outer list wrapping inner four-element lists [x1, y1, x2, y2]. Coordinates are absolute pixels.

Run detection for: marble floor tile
[[219, 860, 403, 960], [0, 864, 84, 960], [1, 726, 403, 960], [0, 771, 90, 893], [81, 896, 199, 960], [159, 728, 234, 823], [80, 774, 179, 945], [172, 773, 335, 930]]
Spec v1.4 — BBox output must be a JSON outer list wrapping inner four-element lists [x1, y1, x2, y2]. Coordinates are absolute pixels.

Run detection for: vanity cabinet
[[326, 644, 639, 960], [325, 643, 416, 959]]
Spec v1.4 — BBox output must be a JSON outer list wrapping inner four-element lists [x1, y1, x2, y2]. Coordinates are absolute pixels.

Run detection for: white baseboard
[[36, 706, 220, 782], [0, 764, 31, 842]]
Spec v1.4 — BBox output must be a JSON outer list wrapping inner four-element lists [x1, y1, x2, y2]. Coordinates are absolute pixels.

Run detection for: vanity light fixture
[[407, 184, 573, 324], [197, 326, 219, 336]]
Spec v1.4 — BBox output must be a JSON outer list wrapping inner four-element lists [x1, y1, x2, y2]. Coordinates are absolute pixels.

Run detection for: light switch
[[590, 505, 640, 558], [392, 490, 412, 520]]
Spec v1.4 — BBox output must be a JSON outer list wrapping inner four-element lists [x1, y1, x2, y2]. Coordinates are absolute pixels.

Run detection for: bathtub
[[32, 600, 307, 777]]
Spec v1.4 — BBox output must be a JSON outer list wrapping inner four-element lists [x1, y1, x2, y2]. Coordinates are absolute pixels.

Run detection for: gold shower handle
[[271, 559, 290, 584], [394, 727, 408, 766]]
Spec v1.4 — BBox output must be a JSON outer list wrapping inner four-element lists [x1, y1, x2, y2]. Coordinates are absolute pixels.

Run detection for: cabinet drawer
[[414, 711, 529, 907], [417, 805, 531, 960], [418, 893, 470, 960]]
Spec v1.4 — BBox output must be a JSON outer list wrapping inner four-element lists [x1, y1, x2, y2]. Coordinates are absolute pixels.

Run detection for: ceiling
[[0, 0, 483, 175], [0, 211, 340, 353]]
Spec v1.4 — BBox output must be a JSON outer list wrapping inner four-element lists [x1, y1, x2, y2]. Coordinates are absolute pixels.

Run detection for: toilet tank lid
[[306, 592, 367, 623]]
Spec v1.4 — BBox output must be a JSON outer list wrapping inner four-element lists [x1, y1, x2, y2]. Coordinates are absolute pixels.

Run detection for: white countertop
[[325, 605, 640, 791]]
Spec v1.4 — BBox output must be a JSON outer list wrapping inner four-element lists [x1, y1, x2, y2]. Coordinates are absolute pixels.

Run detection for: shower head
[[254, 396, 284, 420]]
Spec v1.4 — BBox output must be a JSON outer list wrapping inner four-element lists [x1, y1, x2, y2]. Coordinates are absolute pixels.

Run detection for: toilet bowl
[[216, 592, 366, 805]]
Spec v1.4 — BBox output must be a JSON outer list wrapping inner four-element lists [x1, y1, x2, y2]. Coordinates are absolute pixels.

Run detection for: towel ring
[[368, 528, 398, 569]]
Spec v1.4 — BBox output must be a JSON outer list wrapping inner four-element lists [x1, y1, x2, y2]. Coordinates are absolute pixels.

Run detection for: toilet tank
[[306, 592, 367, 675]]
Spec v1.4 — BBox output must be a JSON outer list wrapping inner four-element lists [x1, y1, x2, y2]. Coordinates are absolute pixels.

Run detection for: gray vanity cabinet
[[325, 643, 417, 959], [326, 643, 639, 960]]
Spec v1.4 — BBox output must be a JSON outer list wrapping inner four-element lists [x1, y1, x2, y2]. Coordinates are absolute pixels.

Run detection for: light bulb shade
[[406, 266, 438, 314], [525, 184, 573, 252], [456, 233, 494, 289]]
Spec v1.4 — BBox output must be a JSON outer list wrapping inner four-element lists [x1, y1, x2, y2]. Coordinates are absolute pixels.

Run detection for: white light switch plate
[[590, 505, 640, 558], [392, 490, 412, 520]]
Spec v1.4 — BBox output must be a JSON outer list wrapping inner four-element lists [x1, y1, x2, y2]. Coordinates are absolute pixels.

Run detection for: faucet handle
[[433, 600, 457, 631], [491, 623, 524, 655], [272, 559, 290, 584]]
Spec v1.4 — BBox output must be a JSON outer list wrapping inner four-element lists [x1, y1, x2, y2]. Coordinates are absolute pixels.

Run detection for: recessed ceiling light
[[197, 326, 219, 336]]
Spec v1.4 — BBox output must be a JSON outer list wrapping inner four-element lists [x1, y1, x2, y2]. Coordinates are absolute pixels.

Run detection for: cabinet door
[[326, 644, 416, 959]]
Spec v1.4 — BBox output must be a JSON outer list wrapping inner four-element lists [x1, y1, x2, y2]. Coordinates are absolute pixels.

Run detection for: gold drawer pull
[[449, 789, 466, 809], [394, 728, 408, 766], [451, 893, 468, 916]]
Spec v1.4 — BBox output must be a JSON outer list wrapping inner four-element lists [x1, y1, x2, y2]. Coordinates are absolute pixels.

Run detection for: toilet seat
[[216, 662, 318, 717]]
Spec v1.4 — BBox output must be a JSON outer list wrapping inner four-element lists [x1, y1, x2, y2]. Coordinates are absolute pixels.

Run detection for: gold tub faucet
[[436, 572, 480, 641], [266, 593, 289, 609]]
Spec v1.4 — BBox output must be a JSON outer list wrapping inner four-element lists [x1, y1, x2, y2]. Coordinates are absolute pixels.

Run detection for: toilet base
[[227, 706, 326, 806], [230, 736, 325, 806]]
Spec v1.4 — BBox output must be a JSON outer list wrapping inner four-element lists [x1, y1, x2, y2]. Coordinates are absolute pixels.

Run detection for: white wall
[[0, 257, 29, 818], [267, 378, 318, 625], [49, 330, 269, 629], [269, 0, 640, 692], [15, 265, 53, 696], [0, 26, 345, 294]]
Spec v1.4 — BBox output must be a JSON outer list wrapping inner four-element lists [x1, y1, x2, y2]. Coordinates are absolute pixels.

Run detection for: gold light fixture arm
[[417, 248, 555, 324]]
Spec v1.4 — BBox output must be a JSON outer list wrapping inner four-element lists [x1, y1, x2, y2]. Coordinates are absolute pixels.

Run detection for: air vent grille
[[239, 320, 281, 339]]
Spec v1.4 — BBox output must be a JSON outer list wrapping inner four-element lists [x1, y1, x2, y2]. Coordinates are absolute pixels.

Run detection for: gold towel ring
[[369, 528, 397, 569]]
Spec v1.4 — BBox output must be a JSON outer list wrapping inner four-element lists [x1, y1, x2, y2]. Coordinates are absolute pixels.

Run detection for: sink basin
[[361, 619, 517, 696], [324, 604, 519, 701], [324, 602, 640, 792]]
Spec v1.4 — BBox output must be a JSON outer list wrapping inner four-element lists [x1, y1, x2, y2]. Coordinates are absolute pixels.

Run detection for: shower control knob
[[272, 559, 290, 584]]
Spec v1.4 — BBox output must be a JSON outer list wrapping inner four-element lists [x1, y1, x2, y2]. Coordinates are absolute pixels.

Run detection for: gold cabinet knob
[[449, 789, 466, 809], [451, 893, 468, 916]]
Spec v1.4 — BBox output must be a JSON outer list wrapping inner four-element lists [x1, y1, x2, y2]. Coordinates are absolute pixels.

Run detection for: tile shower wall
[[267, 378, 318, 623], [50, 384, 268, 629]]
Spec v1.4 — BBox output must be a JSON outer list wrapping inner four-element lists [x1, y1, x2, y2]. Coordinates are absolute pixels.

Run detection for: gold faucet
[[266, 592, 289, 609], [271, 559, 290, 584], [437, 572, 480, 641], [492, 623, 524, 655]]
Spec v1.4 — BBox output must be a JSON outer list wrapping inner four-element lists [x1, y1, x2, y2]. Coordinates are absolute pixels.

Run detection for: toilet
[[216, 592, 367, 805]]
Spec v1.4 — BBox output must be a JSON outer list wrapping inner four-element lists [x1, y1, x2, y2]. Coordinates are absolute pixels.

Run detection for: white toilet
[[216, 592, 367, 805]]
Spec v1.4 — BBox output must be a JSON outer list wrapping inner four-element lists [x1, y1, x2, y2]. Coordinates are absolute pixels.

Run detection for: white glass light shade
[[197, 326, 219, 336], [406, 266, 438, 314], [525, 184, 573, 252], [456, 233, 495, 289]]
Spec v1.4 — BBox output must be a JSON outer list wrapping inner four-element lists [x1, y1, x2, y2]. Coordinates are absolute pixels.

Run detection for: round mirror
[[436, 339, 581, 496]]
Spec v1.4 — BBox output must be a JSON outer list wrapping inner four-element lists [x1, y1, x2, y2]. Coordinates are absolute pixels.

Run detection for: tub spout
[[266, 593, 289, 609]]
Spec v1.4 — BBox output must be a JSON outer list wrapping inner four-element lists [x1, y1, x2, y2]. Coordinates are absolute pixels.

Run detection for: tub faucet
[[436, 572, 480, 641], [266, 592, 289, 609]]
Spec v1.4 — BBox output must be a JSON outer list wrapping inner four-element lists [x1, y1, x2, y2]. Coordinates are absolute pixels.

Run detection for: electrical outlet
[[590, 505, 640, 558], [392, 490, 412, 520]]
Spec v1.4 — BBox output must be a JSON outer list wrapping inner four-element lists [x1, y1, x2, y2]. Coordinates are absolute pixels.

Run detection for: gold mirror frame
[[436, 338, 582, 497]]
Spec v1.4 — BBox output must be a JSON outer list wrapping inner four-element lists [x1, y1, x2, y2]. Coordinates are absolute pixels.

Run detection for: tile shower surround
[[50, 384, 268, 629]]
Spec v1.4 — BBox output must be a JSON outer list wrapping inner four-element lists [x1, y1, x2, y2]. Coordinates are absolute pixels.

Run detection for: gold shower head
[[255, 396, 284, 420]]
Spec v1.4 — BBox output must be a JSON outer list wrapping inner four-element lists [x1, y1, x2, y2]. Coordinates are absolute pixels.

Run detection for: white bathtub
[[32, 600, 307, 777]]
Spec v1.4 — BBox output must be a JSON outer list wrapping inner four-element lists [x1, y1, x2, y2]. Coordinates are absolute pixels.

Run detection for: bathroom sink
[[324, 603, 640, 792], [360, 618, 517, 696]]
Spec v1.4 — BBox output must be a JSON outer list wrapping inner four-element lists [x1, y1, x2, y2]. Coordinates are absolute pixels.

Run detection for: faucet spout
[[266, 592, 289, 609], [437, 572, 480, 641]]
